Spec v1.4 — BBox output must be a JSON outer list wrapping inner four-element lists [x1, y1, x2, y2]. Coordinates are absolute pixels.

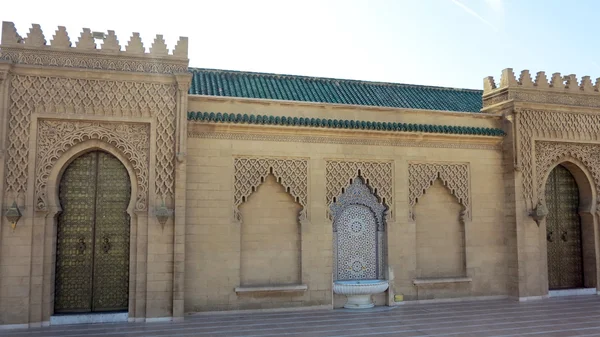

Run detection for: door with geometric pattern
[[54, 151, 131, 313], [545, 164, 584, 290]]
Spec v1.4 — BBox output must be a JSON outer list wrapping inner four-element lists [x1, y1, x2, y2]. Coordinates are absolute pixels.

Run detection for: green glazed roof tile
[[187, 112, 504, 137], [188, 68, 483, 113]]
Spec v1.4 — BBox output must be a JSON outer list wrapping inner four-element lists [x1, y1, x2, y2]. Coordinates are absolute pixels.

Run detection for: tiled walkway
[[5, 296, 600, 337]]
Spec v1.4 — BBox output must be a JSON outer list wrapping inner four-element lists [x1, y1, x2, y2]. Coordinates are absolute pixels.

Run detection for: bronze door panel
[[545, 165, 583, 290], [55, 151, 130, 313]]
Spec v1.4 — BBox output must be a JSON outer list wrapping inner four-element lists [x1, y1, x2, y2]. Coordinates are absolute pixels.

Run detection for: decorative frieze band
[[0, 22, 188, 74], [189, 131, 502, 150]]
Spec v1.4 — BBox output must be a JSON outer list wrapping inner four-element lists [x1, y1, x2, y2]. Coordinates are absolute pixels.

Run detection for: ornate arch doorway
[[545, 164, 584, 290], [54, 151, 131, 313]]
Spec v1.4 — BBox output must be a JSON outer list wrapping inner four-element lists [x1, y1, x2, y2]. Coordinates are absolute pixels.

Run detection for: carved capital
[[174, 73, 192, 92]]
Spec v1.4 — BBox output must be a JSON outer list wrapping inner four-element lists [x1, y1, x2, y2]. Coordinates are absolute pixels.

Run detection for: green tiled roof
[[188, 112, 505, 137], [188, 68, 483, 113]]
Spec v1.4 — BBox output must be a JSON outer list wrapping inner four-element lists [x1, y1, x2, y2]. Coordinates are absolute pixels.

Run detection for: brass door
[[545, 165, 584, 290], [54, 151, 131, 313]]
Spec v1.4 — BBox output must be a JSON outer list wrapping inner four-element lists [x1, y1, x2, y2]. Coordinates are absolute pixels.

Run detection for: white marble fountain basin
[[333, 279, 389, 309]]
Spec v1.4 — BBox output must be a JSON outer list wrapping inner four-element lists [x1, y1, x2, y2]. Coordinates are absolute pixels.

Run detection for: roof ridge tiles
[[188, 68, 484, 113], [188, 68, 482, 93]]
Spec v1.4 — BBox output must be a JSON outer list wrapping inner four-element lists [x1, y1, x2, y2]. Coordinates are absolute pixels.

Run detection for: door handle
[[77, 237, 86, 254], [561, 231, 568, 242], [102, 236, 111, 253], [547, 230, 553, 242]]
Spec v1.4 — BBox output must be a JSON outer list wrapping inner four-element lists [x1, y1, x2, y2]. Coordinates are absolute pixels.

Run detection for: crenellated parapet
[[482, 68, 600, 110], [0, 22, 188, 74]]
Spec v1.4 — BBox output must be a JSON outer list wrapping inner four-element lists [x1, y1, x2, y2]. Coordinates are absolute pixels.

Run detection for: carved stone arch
[[35, 120, 150, 212], [233, 157, 308, 224], [535, 142, 598, 214], [408, 162, 471, 222], [325, 160, 393, 220], [330, 177, 387, 232], [46, 140, 140, 218]]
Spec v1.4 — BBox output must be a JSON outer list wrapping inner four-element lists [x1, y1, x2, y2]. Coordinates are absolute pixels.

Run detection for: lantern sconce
[[154, 200, 173, 229], [5, 201, 22, 231], [530, 200, 548, 227]]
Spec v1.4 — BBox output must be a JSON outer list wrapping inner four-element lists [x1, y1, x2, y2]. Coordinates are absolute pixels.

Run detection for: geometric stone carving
[[331, 177, 387, 232], [534, 141, 600, 211], [331, 178, 386, 280], [518, 109, 600, 210], [408, 162, 471, 222], [35, 120, 150, 211], [325, 160, 393, 220], [5, 75, 175, 205], [233, 157, 308, 223]]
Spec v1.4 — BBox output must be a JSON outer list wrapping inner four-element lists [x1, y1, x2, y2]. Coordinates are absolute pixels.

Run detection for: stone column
[[172, 73, 191, 320]]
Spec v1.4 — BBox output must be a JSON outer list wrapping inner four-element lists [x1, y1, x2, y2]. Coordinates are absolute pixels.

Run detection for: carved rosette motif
[[408, 162, 471, 222], [233, 157, 308, 223], [518, 109, 600, 209], [36, 120, 150, 211], [534, 141, 600, 209], [325, 160, 393, 220], [5, 75, 176, 203]]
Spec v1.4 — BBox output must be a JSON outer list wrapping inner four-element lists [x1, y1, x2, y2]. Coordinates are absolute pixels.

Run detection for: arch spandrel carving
[[330, 177, 387, 232], [518, 109, 600, 210], [36, 120, 150, 211], [408, 162, 471, 222], [233, 157, 308, 223], [5, 75, 176, 203], [325, 160, 393, 220], [534, 141, 600, 211]]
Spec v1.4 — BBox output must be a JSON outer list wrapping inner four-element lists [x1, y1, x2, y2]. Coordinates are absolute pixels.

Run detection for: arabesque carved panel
[[408, 162, 470, 221], [36, 120, 150, 211], [518, 109, 600, 209], [233, 157, 308, 222], [325, 160, 392, 219], [534, 141, 600, 208], [5, 75, 176, 202]]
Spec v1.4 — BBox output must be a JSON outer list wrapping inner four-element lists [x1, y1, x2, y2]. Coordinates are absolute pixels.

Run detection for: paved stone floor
[[5, 295, 600, 336]]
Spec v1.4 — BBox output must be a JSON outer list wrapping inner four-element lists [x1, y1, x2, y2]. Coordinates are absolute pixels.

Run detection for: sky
[[3, 0, 600, 89]]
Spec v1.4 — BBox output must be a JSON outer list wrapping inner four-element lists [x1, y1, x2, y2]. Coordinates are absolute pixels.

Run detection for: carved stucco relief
[[518, 109, 600, 210], [6, 75, 176, 203], [534, 141, 600, 207], [325, 160, 393, 220], [233, 157, 308, 223], [36, 120, 150, 211], [408, 162, 471, 222]]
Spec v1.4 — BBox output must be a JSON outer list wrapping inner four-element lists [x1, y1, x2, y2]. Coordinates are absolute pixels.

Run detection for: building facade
[[0, 22, 599, 328]]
